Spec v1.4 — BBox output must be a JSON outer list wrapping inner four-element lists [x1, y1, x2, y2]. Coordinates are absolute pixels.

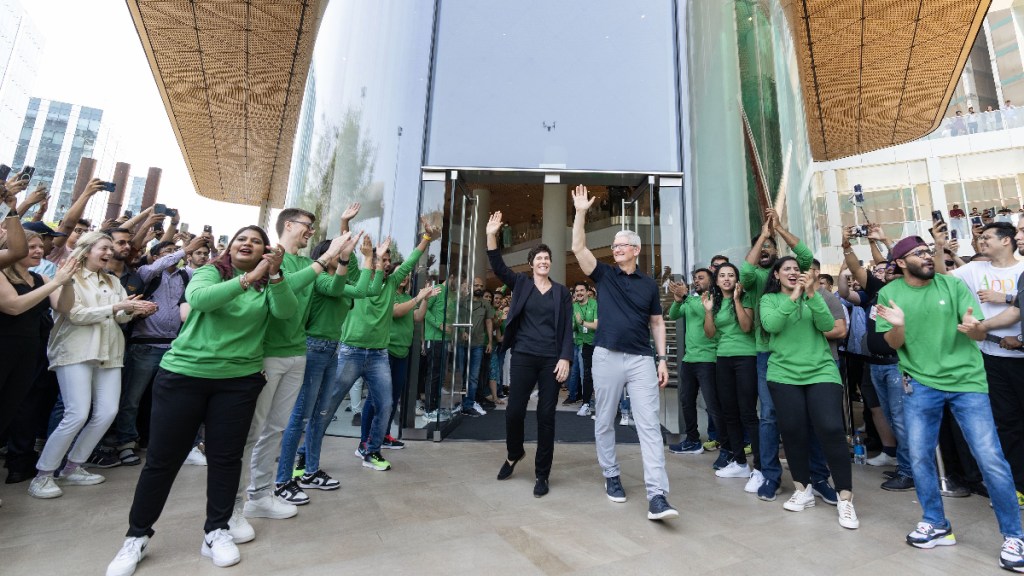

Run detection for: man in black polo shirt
[[570, 185, 677, 521]]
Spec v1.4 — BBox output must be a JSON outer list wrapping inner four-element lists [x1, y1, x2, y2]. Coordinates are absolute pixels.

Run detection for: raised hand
[[53, 259, 80, 285], [668, 280, 688, 301], [340, 230, 362, 258], [25, 184, 47, 206], [416, 285, 438, 302], [875, 300, 905, 327], [734, 282, 744, 301], [486, 211, 503, 236], [341, 202, 361, 222], [359, 234, 373, 260], [326, 231, 350, 260], [376, 236, 392, 260], [701, 291, 714, 311], [421, 217, 440, 240], [571, 185, 595, 211], [265, 244, 285, 276]]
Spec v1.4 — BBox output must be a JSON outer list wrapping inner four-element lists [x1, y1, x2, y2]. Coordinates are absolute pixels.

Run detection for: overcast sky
[[21, 0, 260, 236]]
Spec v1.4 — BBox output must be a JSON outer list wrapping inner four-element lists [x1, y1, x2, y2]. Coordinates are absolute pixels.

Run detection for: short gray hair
[[614, 230, 641, 249]]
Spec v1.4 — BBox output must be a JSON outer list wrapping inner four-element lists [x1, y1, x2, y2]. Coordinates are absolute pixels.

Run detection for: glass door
[[445, 178, 482, 425]]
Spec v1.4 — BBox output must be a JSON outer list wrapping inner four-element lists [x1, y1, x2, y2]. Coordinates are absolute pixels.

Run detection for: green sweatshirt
[[714, 293, 757, 357], [305, 258, 383, 341], [161, 266, 298, 379], [388, 293, 415, 358], [668, 296, 717, 363], [263, 252, 352, 357], [760, 291, 841, 385], [739, 240, 814, 352], [341, 248, 423, 349], [424, 283, 448, 342]]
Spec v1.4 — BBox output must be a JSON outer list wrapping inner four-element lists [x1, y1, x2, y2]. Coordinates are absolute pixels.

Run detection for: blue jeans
[[360, 354, 409, 444], [869, 363, 912, 478], [277, 338, 338, 483], [113, 344, 168, 446], [566, 345, 583, 401], [904, 378, 1023, 538], [757, 351, 830, 485], [456, 344, 483, 410], [335, 344, 391, 453]]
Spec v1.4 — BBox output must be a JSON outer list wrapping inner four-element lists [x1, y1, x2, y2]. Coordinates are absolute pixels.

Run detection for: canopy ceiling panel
[[781, 0, 992, 161], [126, 0, 328, 207]]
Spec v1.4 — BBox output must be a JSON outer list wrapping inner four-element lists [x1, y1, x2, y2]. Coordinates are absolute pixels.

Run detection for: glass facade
[[284, 0, 816, 439], [0, 0, 44, 163]]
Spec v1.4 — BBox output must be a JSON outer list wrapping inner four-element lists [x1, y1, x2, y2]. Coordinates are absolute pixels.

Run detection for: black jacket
[[487, 248, 574, 362]]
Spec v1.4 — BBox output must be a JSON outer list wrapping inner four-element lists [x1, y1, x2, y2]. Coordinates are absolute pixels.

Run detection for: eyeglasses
[[287, 220, 315, 233], [610, 243, 638, 250], [906, 248, 934, 259]]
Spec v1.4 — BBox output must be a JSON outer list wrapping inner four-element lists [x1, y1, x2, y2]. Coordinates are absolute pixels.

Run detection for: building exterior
[[12, 97, 108, 221], [0, 0, 44, 164], [125, 175, 146, 216]]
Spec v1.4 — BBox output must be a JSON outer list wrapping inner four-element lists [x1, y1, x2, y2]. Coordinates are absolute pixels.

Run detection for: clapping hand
[[875, 300, 904, 328], [668, 280, 688, 301], [53, 259, 80, 285]]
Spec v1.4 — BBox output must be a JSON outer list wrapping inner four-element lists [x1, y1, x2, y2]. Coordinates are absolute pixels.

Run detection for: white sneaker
[[28, 475, 63, 499], [530, 389, 539, 398], [106, 536, 149, 576], [58, 467, 106, 485], [619, 412, 631, 426], [576, 404, 592, 417], [865, 452, 896, 467], [415, 400, 425, 416], [715, 461, 751, 479], [837, 498, 859, 529], [228, 508, 255, 543], [783, 485, 816, 512], [185, 446, 208, 466], [472, 402, 486, 415], [201, 528, 240, 567], [242, 495, 297, 519], [744, 469, 765, 493]]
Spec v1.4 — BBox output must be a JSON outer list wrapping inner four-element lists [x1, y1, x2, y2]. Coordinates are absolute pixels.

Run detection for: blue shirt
[[587, 260, 662, 356], [133, 249, 192, 347]]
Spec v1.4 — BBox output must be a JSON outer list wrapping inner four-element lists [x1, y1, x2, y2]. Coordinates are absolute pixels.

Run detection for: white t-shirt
[[951, 260, 1024, 358]]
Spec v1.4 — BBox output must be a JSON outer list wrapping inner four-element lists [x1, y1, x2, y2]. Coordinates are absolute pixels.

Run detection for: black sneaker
[[711, 450, 732, 470], [274, 479, 310, 505], [534, 477, 549, 498], [84, 448, 122, 469], [382, 435, 405, 450], [647, 494, 679, 520], [298, 469, 341, 491], [882, 470, 897, 480], [561, 397, 577, 406], [605, 476, 627, 503], [881, 474, 915, 492], [460, 406, 480, 418]]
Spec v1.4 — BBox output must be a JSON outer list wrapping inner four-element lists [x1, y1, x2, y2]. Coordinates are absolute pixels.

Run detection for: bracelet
[[843, 249, 854, 255], [315, 259, 328, 269], [239, 275, 251, 291], [421, 233, 432, 242], [338, 258, 349, 266], [5, 210, 17, 218]]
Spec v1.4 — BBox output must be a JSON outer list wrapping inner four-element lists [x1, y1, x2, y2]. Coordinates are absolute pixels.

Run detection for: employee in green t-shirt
[[875, 235, 1024, 569], [705, 263, 760, 488], [359, 274, 439, 450], [568, 281, 598, 411], [110, 225, 296, 575], [666, 269, 720, 457], [760, 256, 857, 530]]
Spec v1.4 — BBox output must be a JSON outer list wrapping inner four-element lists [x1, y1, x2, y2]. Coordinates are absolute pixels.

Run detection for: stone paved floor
[[0, 438, 1016, 575]]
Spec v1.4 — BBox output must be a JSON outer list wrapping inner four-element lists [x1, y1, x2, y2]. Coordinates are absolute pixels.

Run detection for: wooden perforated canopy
[[781, 0, 992, 161], [125, 0, 327, 207]]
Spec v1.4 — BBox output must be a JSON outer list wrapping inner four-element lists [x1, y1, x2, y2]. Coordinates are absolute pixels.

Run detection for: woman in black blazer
[[486, 212, 573, 498]]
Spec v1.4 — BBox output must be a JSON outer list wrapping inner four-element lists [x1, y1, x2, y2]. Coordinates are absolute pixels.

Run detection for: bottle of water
[[853, 432, 866, 464]]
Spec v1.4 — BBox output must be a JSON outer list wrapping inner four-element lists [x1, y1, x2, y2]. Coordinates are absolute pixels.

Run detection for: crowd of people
[[1, 170, 1024, 574]]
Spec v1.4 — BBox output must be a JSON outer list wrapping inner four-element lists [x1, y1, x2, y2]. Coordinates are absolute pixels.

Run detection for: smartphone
[[931, 210, 944, 223], [218, 235, 228, 246], [153, 222, 164, 233], [852, 224, 869, 238], [971, 215, 983, 227], [180, 222, 189, 234], [203, 224, 212, 233], [852, 184, 865, 205], [950, 229, 958, 240], [19, 165, 34, 181], [167, 208, 178, 218], [0, 164, 10, 181], [154, 203, 167, 215]]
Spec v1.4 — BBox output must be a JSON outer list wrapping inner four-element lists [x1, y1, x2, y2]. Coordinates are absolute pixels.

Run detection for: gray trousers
[[592, 347, 669, 500]]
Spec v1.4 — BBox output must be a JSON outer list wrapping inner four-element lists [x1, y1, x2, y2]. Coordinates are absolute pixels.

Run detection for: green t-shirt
[[714, 293, 757, 357], [388, 292, 415, 358], [875, 274, 987, 393], [424, 283, 448, 342], [341, 248, 423, 349], [760, 292, 841, 385], [161, 266, 298, 379], [305, 259, 383, 342], [740, 240, 814, 352], [264, 252, 351, 357], [668, 296, 717, 363], [572, 299, 598, 346]]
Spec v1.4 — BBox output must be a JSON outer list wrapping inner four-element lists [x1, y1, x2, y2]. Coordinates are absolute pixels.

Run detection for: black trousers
[[985, 354, 1024, 493], [678, 361, 719, 445], [768, 381, 852, 492], [579, 344, 595, 403], [127, 368, 265, 537], [423, 340, 447, 412], [506, 351, 559, 479], [4, 340, 56, 476], [0, 336, 41, 440], [717, 356, 759, 468]]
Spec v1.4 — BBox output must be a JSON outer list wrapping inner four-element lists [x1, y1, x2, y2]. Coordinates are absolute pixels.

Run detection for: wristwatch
[[1006, 293, 1014, 304], [1017, 334, 1023, 343], [656, 355, 668, 362]]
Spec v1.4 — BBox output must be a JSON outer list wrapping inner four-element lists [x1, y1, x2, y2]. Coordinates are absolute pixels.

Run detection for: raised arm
[[745, 215, 774, 266], [571, 185, 597, 276], [54, 179, 103, 248]]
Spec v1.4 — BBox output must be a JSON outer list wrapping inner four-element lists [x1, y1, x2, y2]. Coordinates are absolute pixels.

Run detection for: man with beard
[[740, 209, 836, 505], [453, 277, 494, 418], [875, 236, 1024, 572], [566, 282, 597, 411], [666, 268, 721, 458], [934, 221, 1024, 509]]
